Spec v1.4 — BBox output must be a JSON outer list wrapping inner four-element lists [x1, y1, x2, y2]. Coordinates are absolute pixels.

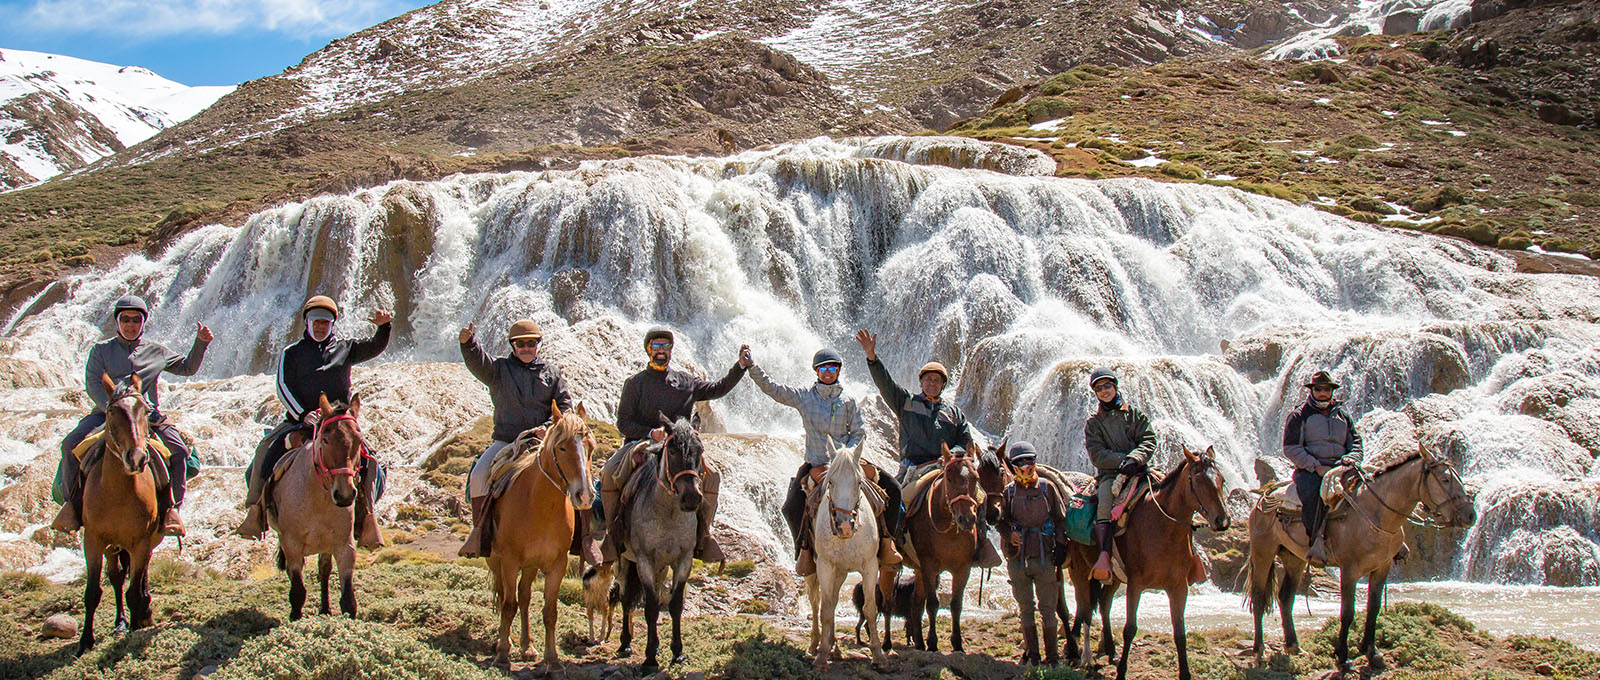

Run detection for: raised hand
[[195, 322, 213, 343], [459, 322, 475, 345], [369, 310, 393, 326], [854, 329, 878, 362], [738, 345, 752, 368], [649, 427, 667, 443]]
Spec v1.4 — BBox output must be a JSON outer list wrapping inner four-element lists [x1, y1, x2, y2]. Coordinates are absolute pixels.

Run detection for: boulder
[[1383, 11, 1423, 35], [41, 614, 75, 639]]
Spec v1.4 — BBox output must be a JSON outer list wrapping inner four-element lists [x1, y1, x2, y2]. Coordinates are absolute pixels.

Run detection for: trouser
[[59, 412, 190, 506], [467, 440, 512, 499], [1295, 468, 1327, 540], [1095, 473, 1118, 522], [1008, 556, 1061, 661], [782, 462, 904, 551], [243, 419, 310, 507]]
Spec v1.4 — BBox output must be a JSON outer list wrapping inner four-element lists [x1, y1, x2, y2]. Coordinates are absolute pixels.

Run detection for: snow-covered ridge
[[0, 48, 233, 186]]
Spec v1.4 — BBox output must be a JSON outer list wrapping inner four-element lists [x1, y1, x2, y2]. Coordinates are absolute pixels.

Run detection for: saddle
[[72, 427, 174, 468], [799, 461, 888, 549], [1262, 465, 1356, 517]]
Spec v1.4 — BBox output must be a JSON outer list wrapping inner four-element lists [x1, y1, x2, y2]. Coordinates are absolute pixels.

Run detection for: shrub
[[738, 598, 772, 615], [1023, 96, 1077, 123], [212, 618, 500, 680], [722, 559, 757, 579], [1310, 602, 1482, 671], [1159, 163, 1204, 180]]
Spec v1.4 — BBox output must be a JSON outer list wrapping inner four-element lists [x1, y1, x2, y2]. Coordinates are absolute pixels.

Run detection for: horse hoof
[[640, 660, 659, 674], [491, 654, 510, 669], [114, 622, 128, 634], [76, 640, 94, 656], [1368, 654, 1386, 671], [1284, 644, 1300, 656], [616, 646, 631, 659], [672, 654, 687, 665]]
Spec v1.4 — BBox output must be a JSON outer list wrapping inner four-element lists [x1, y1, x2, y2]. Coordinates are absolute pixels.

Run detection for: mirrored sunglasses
[[117, 315, 145, 324], [648, 341, 673, 350], [816, 364, 841, 373]]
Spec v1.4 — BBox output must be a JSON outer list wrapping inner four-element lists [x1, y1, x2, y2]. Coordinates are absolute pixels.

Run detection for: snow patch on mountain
[[1270, 0, 1473, 59]]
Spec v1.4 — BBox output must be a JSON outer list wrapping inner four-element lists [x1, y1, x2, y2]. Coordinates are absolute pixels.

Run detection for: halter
[[655, 435, 702, 494], [102, 384, 151, 471], [824, 464, 862, 536], [931, 454, 980, 534], [537, 422, 587, 493], [312, 413, 367, 486]]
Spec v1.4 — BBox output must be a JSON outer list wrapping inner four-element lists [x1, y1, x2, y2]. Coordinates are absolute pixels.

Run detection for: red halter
[[312, 414, 368, 485]]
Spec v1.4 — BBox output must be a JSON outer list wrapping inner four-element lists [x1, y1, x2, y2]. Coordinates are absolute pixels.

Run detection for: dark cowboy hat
[[1303, 370, 1340, 389]]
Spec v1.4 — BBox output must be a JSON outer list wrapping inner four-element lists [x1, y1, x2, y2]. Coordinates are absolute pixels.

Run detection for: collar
[[920, 393, 941, 404], [115, 334, 141, 350], [1306, 395, 1338, 412], [813, 381, 844, 400]]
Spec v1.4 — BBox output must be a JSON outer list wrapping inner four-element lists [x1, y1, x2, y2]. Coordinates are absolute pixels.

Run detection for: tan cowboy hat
[[301, 295, 339, 319], [1303, 370, 1339, 389], [918, 361, 950, 381], [508, 319, 542, 342]]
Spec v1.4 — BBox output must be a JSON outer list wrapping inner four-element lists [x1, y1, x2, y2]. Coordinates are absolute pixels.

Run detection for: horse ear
[[658, 411, 672, 428], [551, 400, 564, 421], [574, 401, 589, 420], [319, 393, 334, 415], [1418, 443, 1433, 461], [101, 373, 117, 397], [823, 436, 838, 457], [128, 372, 142, 393], [995, 435, 1009, 461], [941, 442, 953, 463], [349, 393, 361, 419], [1184, 446, 1198, 463]]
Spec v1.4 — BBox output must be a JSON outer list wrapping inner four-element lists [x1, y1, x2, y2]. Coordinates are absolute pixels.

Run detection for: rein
[[312, 413, 367, 486], [101, 385, 151, 472], [536, 421, 588, 494], [655, 435, 702, 494]]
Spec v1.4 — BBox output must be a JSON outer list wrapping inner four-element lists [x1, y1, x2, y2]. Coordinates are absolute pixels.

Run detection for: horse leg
[[1169, 586, 1190, 680], [78, 537, 104, 655], [127, 542, 154, 630], [921, 569, 940, 652], [1278, 560, 1304, 655], [337, 544, 357, 618], [285, 548, 307, 622], [518, 567, 535, 661], [108, 550, 127, 633], [1247, 549, 1275, 659], [318, 553, 332, 616], [1097, 580, 1117, 663], [878, 567, 896, 651], [806, 574, 821, 656], [1116, 586, 1141, 680], [1364, 566, 1391, 672], [815, 565, 840, 669], [640, 566, 662, 672], [669, 571, 688, 665], [906, 573, 925, 651], [949, 566, 970, 653], [492, 558, 518, 668], [618, 560, 637, 658], [1334, 569, 1358, 674], [1068, 569, 1090, 668], [863, 561, 887, 667], [542, 561, 565, 671]]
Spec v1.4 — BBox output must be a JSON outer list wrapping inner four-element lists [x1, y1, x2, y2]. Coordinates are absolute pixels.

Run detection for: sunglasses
[[648, 341, 673, 350], [117, 315, 144, 324], [816, 365, 841, 374], [1092, 382, 1116, 392], [512, 340, 540, 349]]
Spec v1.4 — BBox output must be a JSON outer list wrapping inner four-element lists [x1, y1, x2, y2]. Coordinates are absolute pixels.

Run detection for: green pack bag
[[1064, 492, 1098, 546]]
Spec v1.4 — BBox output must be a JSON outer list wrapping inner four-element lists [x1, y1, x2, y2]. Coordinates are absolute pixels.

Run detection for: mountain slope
[[0, 48, 232, 188]]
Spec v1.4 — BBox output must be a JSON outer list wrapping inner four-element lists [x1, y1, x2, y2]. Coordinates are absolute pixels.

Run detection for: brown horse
[[1065, 446, 1230, 680], [268, 394, 368, 621], [77, 373, 164, 654], [900, 443, 983, 653], [486, 401, 597, 671], [1247, 445, 1475, 674]]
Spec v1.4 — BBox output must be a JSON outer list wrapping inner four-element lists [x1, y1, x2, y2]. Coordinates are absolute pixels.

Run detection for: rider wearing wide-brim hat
[[53, 295, 212, 537], [1282, 370, 1364, 568], [745, 346, 903, 576], [998, 441, 1067, 666], [456, 318, 577, 560], [237, 295, 394, 548], [1083, 366, 1156, 582], [854, 329, 1002, 569]]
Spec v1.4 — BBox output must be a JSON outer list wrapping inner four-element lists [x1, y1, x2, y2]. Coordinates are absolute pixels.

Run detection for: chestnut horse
[[1065, 446, 1230, 680], [77, 373, 164, 654], [901, 443, 984, 653], [487, 401, 597, 671], [269, 394, 369, 621]]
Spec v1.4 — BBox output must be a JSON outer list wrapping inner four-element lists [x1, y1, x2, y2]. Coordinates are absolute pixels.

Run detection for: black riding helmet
[[812, 348, 843, 368], [111, 295, 148, 320], [1089, 366, 1118, 388]]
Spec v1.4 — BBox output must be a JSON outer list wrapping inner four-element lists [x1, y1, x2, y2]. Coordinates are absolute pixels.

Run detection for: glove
[[1118, 457, 1146, 476]]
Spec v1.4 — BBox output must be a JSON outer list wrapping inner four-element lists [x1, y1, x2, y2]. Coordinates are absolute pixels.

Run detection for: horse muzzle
[[1212, 516, 1232, 532], [676, 487, 703, 513], [569, 482, 595, 511], [332, 487, 357, 508], [833, 518, 856, 540]]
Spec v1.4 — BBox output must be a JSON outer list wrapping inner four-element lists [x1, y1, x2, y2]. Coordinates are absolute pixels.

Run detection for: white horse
[[806, 439, 888, 670]]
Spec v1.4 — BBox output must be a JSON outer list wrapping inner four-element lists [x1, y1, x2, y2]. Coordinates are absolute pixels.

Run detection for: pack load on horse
[[267, 394, 373, 621], [804, 439, 889, 670], [455, 319, 583, 561], [896, 443, 988, 653], [613, 416, 706, 672], [1064, 446, 1230, 680], [597, 328, 746, 567], [240, 295, 391, 548], [746, 345, 902, 576], [1248, 443, 1475, 674], [55, 295, 209, 539], [483, 401, 596, 671], [995, 441, 1069, 667]]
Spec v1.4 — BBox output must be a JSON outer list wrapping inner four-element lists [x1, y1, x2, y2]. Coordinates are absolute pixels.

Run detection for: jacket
[[461, 338, 573, 442], [749, 364, 864, 466], [866, 358, 973, 466], [1000, 477, 1066, 561], [615, 362, 746, 441], [84, 334, 209, 417], [1085, 401, 1156, 480], [1282, 396, 1363, 471], [276, 324, 391, 421]]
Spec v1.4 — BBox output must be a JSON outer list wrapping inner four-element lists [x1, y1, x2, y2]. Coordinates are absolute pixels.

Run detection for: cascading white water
[[2, 136, 1598, 584]]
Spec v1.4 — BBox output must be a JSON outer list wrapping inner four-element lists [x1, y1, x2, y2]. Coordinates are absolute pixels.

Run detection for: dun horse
[[901, 443, 984, 653], [1247, 445, 1475, 674], [616, 416, 704, 672], [1066, 446, 1230, 680], [269, 394, 369, 620], [486, 402, 597, 671], [806, 439, 887, 670], [77, 374, 164, 654]]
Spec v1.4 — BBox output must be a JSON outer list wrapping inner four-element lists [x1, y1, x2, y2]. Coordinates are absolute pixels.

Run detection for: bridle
[[1149, 450, 1226, 529], [1349, 455, 1472, 534], [538, 420, 588, 493], [932, 454, 980, 534], [825, 463, 861, 536], [311, 413, 367, 487], [102, 384, 151, 472], [655, 434, 702, 494]]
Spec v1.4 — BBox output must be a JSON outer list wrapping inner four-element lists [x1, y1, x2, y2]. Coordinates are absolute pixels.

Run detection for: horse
[[616, 415, 703, 673], [806, 439, 887, 670], [77, 373, 164, 654], [1065, 446, 1231, 680], [268, 394, 369, 621], [1247, 445, 1475, 674], [900, 443, 983, 653], [486, 402, 597, 670]]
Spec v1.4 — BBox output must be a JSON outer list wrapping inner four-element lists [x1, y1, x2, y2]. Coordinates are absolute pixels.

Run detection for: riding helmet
[[812, 348, 843, 368], [111, 295, 148, 320]]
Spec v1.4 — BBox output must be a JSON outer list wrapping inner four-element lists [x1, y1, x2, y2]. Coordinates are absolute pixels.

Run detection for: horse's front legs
[[1169, 586, 1191, 680], [285, 549, 307, 622], [920, 569, 941, 652], [78, 538, 104, 655], [542, 560, 565, 671], [128, 542, 153, 629], [337, 545, 356, 618], [1334, 571, 1359, 673], [669, 571, 689, 665], [949, 566, 971, 653], [1364, 567, 1391, 672], [1116, 586, 1141, 680], [108, 550, 128, 633], [318, 553, 332, 616]]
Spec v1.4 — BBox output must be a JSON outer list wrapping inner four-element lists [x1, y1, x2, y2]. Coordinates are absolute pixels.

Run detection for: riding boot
[[1091, 523, 1114, 582], [879, 538, 903, 566], [1306, 534, 1329, 569], [458, 495, 489, 558], [599, 466, 622, 565], [1042, 612, 1061, 666], [694, 469, 725, 564], [158, 484, 185, 537], [975, 521, 1003, 569], [574, 507, 602, 566], [796, 549, 816, 577], [354, 464, 384, 549], [51, 455, 82, 533]]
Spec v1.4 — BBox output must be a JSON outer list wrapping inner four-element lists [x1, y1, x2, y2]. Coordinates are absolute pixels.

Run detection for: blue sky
[[0, 0, 434, 86]]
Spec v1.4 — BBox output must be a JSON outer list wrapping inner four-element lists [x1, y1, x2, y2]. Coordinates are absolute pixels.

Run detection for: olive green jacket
[[1084, 402, 1156, 480]]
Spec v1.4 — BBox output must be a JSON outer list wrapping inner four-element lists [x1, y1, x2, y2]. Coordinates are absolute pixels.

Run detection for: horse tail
[[1240, 555, 1278, 615]]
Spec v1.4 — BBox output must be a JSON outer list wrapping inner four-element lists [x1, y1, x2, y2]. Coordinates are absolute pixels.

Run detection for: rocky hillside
[[0, 48, 231, 189]]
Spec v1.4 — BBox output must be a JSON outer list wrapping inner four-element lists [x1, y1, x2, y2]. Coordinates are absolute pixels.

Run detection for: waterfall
[[3, 136, 1598, 584]]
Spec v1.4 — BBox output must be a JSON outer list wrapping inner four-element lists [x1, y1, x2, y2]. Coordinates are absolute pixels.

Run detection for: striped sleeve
[[276, 347, 306, 421]]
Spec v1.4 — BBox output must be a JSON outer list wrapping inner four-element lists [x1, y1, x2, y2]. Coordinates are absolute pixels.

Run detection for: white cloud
[[14, 0, 423, 38]]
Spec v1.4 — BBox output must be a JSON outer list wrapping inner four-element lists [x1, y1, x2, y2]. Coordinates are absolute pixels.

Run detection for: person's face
[[920, 372, 946, 399], [309, 318, 333, 342], [1093, 379, 1118, 403], [1015, 460, 1035, 475], [512, 338, 540, 362], [648, 339, 672, 366], [115, 312, 145, 341], [815, 363, 841, 385], [1310, 385, 1334, 403]]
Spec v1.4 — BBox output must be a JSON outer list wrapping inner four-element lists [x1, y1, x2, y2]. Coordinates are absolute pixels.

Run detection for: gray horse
[[616, 415, 703, 673]]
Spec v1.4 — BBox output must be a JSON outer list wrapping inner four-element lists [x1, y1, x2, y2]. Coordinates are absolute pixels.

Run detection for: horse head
[[1417, 444, 1476, 528], [978, 437, 1012, 525], [314, 393, 365, 508], [1182, 445, 1231, 533], [939, 443, 980, 533], [823, 439, 866, 540], [657, 413, 704, 513], [544, 401, 596, 511], [100, 373, 150, 473]]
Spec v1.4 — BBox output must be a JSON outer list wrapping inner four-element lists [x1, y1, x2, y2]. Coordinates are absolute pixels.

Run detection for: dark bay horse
[[617, 416, 703, 673], [269, 394, 368, 621], [487, 401, 596, 671], [1066, 446, 1230, 680], [1247, 445, 1475, 674], [78, 373, 164, 654], [902, 443, 983, 653]]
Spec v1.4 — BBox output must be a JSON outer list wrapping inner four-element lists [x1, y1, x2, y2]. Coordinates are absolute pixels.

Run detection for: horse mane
[[1151, 458, 1186, 492], [1370, 451, 1423, 476]]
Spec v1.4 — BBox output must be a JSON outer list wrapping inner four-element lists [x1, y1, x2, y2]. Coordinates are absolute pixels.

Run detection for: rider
[[1084, 367, 1156, 582], [746, 346, 903, 576], [456, 319, 576, 560], [855, 329, 1001, 569], [1282, 370, 1364, 568], [597, 328, 747, 565], [237, 295, 392, 548], [998, 441, 1065, 667], [53, 295, 212, 536]]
